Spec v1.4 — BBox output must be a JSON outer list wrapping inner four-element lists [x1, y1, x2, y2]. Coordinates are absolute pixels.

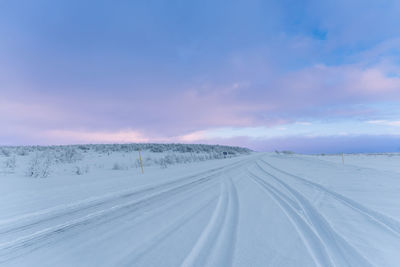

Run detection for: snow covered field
[[1, 147, 400, 266]]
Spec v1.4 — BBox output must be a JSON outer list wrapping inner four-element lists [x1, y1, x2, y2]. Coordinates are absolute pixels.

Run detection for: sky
[[1, 0, 400, 153]]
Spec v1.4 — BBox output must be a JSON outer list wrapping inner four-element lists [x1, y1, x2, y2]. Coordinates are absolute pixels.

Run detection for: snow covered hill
[[1, 147, 400, 266]]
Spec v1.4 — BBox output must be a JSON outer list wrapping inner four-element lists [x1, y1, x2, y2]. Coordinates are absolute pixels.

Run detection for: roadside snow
[[1, 149, 400, 266]]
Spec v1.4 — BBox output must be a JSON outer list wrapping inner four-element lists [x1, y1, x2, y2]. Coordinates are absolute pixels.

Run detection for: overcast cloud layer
[[1, 0, 400, 152]]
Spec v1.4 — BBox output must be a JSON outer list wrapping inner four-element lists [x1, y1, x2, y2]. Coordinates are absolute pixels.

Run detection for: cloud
[[367, 120, 400, 127], [251, 135, 400, 153], [177, 130, 208, 143], [1, 0, 400, 152], [283, 63, 400, 97], [43, 129, 150, 144], [261, 62, 400, 121], [304, 0, 400, 48], [296, 122, 312, 125], [166, 134, 400, 154]]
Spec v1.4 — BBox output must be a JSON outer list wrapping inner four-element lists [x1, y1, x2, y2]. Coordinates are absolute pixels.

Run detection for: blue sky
[[1, 0, 400, 152]]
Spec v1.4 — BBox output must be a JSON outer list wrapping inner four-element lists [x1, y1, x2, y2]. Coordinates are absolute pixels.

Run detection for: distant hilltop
[[1, 143, 252, 155]]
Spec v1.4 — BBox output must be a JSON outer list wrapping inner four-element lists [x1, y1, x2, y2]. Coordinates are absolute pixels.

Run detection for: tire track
[[206, 177, 239, 267], [0, 157, 254, 263], [0, 173, 219, 261], [259, 158, 400, 238], [0, 157, 252, 242], [250, 164, 373, 267], [248, 171, 335, 267], [0, 181, 220, 264], [181, 176, 239, 267], [109, 189, 221, 266]]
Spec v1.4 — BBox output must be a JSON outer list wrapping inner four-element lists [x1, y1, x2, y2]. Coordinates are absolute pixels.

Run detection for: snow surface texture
[[1, 147, 400, 267]]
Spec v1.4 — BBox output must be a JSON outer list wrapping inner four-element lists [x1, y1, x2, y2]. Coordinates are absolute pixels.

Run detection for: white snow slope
[[1, 152, 400, 267]]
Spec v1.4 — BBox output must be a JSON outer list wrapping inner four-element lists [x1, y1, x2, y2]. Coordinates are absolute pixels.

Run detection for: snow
[[1, 148, 400, 266]]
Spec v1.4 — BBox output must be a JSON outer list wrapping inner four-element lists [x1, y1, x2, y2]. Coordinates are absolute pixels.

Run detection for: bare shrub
[[27, 153, 52, 178], [112, 162, 127, 170], [75, 165, 89, 175], [1, 148, 10, 157], [158, 158, 168, 169], [55, 147, 83, 163], [17, 148, 29, 156], [4, 156, 16, 170]]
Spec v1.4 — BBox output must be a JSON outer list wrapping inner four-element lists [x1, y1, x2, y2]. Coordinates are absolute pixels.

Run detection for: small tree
[[75, 165, 89, 175], [1, 148, 10, 157], [27, 153, 52, 178], [4, 156, 16, 171]]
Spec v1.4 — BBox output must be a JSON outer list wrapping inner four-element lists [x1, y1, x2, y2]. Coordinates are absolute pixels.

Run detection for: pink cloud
[[44, 129, 150, 144], [276, 62, 400, 109], [350, 67, 400, 93], [166, 84, 274, 129]]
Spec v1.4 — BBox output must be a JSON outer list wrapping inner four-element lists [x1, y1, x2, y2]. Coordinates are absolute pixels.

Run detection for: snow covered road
[[1, 153, 400, 266]]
